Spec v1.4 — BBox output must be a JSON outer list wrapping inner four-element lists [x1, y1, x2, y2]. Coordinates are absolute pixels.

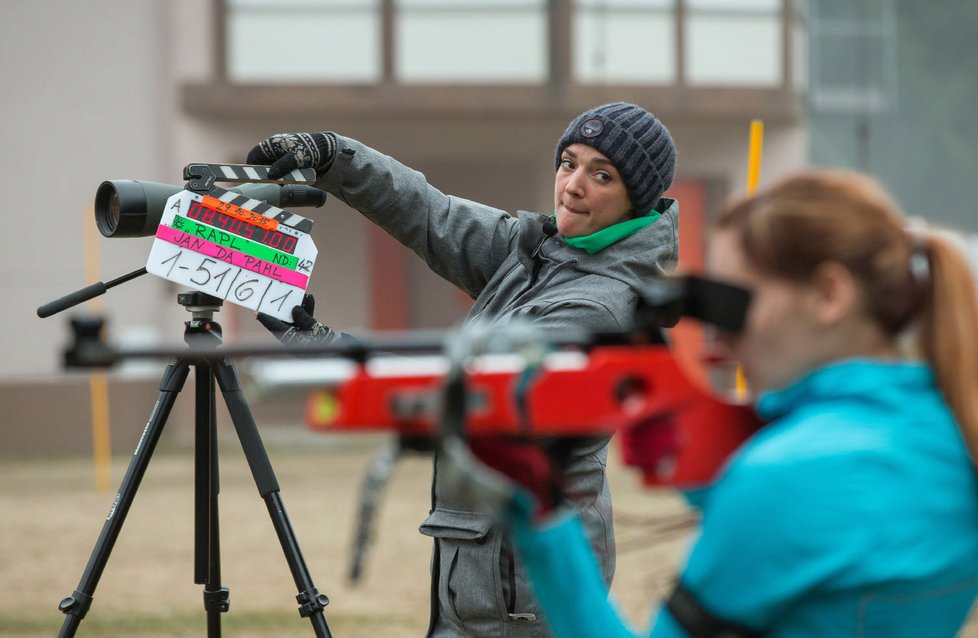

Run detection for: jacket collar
[[755, 358, 934, 421]]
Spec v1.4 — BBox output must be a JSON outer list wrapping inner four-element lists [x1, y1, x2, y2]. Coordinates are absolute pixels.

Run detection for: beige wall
[[3, 2, 172, 380]]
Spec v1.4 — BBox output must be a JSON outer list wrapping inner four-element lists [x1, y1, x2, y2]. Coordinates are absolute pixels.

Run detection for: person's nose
[[563, 169, 585, 198]]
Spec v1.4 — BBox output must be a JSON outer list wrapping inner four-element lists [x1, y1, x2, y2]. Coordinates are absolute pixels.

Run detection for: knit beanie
[[554, 102, 676, 216]]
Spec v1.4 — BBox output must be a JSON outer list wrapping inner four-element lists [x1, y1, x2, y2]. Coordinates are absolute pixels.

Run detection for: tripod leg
[[57, 361, 191, 638], [213, 359, 332, 638], [194, 362, 230, 637]]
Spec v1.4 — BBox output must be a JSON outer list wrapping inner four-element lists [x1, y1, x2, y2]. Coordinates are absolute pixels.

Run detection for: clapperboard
[[145, 164, 318, 321]]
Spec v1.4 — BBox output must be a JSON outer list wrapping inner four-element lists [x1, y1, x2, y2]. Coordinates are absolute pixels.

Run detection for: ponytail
[[916, 232, 978, 462]]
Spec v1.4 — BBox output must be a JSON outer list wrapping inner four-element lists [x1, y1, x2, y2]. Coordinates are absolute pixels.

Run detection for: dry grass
[[1, 429, 976, 637]]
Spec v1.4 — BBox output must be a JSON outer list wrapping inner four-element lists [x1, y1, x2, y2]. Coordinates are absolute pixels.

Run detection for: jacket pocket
[[420, 508, 509, 630]]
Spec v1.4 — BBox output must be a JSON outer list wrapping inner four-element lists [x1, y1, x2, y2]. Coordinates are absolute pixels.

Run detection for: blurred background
[[3, 0, 977, 455], [2, 0, 978, 635]]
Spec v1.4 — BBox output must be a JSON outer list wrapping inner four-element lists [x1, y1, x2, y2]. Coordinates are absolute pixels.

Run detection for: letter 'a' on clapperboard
[[145, 163, 318, 321]]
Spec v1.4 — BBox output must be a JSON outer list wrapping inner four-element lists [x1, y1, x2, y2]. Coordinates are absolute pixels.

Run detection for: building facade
[[1, 0, 808, 455]]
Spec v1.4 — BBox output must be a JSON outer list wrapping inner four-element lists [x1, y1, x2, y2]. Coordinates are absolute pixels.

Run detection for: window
[[222, 0, 799, 90], [685, 0, 782, 86], [395, 0, 547, 83], [808, 0, 896, 113], [226, 0, 382, 83], [573, 0, 676, 84]]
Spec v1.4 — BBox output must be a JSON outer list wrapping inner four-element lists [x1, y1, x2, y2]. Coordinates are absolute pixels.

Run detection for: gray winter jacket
[[320, 135, 679, 637]]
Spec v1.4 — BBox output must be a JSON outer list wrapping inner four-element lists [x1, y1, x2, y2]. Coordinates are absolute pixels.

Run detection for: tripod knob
[[296, 588, 330, 617], [203, 587, 231, 613], [58, 590, 94, 618]]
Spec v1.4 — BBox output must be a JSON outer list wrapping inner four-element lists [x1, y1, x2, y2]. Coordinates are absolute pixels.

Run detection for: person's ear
[[808, 261, 858, 326]]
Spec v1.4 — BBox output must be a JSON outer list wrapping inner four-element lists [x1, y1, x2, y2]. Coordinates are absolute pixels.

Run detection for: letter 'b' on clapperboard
[[145, 164, 318, 321]]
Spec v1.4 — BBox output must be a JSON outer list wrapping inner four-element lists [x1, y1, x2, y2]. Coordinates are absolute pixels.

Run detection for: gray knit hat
[[554, 102, 676, 216]]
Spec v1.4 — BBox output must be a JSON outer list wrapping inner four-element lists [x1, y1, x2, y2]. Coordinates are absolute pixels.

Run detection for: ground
[[1, 429, 976, 637]]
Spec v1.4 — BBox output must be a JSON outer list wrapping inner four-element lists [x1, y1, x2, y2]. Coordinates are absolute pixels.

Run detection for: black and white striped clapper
[[182, 163, 318, 233], [186, 163, 317, 184], [206, 185, 314, 234]]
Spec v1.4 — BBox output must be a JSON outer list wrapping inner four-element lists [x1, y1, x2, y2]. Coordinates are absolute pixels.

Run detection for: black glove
[[246, 132, 337, 180], [257, 293, 340, 347]]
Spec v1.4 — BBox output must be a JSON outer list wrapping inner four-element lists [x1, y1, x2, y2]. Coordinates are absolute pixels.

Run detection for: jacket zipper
[[503, 541, 516, 613], [527, 234, 549, 288]]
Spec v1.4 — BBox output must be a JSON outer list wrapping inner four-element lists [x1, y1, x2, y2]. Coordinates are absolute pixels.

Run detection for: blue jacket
[[513, 359, 978, 637]]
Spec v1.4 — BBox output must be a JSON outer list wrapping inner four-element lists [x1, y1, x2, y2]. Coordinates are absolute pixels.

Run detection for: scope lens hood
[[94, 180, 174, 238]]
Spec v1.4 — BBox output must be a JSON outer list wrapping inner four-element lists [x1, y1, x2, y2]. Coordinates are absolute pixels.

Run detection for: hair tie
[[905, 218, 932, 285]]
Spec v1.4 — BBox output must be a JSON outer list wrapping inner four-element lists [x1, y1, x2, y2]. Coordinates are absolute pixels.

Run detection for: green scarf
[[562, 211, 662, 254]]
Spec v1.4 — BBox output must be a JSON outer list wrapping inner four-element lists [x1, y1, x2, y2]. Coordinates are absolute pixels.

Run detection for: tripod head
[[179, 292, 224, 349], [179, 290, 223, 315]]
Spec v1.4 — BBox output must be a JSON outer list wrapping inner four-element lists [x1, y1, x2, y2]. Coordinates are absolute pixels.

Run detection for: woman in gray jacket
[[249, 102, 679, 638]]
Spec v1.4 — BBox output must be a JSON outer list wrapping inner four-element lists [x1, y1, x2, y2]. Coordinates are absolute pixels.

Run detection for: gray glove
[[246, 132, 337, 180], [257, 293, 342, 347]]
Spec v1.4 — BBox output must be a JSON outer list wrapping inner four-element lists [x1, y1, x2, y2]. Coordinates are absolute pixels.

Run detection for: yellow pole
[[736, 119, 765, 399], [747, 119, 765, 195], [83, 208, 113, 491]]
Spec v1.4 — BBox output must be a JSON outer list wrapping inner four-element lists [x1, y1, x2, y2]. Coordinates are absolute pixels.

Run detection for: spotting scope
[[95, 180, 327, 238]]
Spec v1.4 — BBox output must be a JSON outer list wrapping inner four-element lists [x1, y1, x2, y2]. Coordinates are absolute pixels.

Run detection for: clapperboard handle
[[183, 163, 317, 192]]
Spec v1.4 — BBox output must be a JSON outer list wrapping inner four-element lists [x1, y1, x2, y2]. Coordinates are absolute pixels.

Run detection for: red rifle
[[306, 343, 760, 488]]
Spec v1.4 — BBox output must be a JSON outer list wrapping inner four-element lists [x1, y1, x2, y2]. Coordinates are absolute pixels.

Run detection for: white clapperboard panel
[[145, 168, 317, 321]]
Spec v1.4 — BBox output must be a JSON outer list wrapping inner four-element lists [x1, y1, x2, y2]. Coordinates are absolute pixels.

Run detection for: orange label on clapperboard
[[201, 195, 279, 232]]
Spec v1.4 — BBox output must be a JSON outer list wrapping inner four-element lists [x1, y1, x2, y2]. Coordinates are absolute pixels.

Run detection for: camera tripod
[[57, 292, 332, 638]]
